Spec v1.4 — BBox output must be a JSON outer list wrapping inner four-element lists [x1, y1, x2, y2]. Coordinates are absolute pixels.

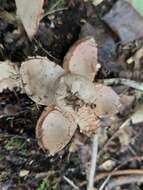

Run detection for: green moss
[[0, 154, 5, 161], [4, 137, 26, 151]]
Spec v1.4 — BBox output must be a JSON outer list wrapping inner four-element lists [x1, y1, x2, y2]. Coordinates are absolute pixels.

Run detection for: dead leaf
[[103, 0, 143, 44], [63, 37, 98, 81], [110, 104, 143, 154], [15, 0, 44, 39], [36, 106, 77, 155], [20, 57, 64, 105], [0, 61, 21, 92]]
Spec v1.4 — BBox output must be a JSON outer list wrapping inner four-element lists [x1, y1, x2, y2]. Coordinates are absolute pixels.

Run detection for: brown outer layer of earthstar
[[20, 57, 64, 105], [76, 84, 124, 136], [0, 61, 22, 93], [55, 73, 97, 110], [36, 105, 77, 155], [63, 36, 98, 81], [54, 73, 123, 136], [93, 84, 123, 116], [76, 104, 101, 136]]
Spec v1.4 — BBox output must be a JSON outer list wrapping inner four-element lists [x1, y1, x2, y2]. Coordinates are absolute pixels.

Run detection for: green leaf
[[127, 0, 143, 17], [36, 179, 49, 190]]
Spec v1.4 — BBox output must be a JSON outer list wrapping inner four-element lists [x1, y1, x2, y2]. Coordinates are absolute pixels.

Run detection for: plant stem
[[100, 78, 143, 92], [87, 133, 99, 190]]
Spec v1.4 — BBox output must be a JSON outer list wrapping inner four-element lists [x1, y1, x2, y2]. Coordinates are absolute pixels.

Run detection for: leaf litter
[[1, 0, 143, 189], [15, 0, 44, 39]]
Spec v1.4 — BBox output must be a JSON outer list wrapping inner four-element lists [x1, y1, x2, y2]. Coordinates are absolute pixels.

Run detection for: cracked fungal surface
[[20, 57, 64, 105], [54, 73, 123, 136]]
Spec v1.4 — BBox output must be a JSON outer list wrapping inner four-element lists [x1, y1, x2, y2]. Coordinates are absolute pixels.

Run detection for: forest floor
[[1, 0, 143, 190]]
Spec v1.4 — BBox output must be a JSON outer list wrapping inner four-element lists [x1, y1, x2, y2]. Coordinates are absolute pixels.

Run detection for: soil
[[1, 0, 143, 190]]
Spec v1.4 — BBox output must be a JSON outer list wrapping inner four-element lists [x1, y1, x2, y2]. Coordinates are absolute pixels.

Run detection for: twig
[[33, 38, 60, 62], [80, 169, 143, 187], [63, 176, 79, 190], [106, 175, 143, 189], [95, 169, 143, 181], [99, 174, 111, 190], [87, 133, 99, 190], [99, 156, 143, 190], [35, 172, 49, 179], [35, 171, 55, 179], [100, 78, 143, 92]]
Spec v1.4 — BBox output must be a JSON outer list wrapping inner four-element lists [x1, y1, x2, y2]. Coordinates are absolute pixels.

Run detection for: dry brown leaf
[[15, 0, 44, 39], [20, 57, 64, 105], [0, 61, 21, 92], [36, 106, 77, 155], [111, 104, 143, 153], [63, 37, 98, 81]]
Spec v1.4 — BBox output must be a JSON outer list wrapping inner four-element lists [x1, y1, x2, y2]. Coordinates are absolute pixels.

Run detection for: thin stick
[[63, 176, 79, 190], [96, 169, 143, 181], [80, 169, 143, 188], [97, 118, 130, 161], [106, 175, 143, 189], [33, 38, 59, 62], [100, 78, 143, 92], [87, 133, 99, 190], [99, 174, 111, 190]]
